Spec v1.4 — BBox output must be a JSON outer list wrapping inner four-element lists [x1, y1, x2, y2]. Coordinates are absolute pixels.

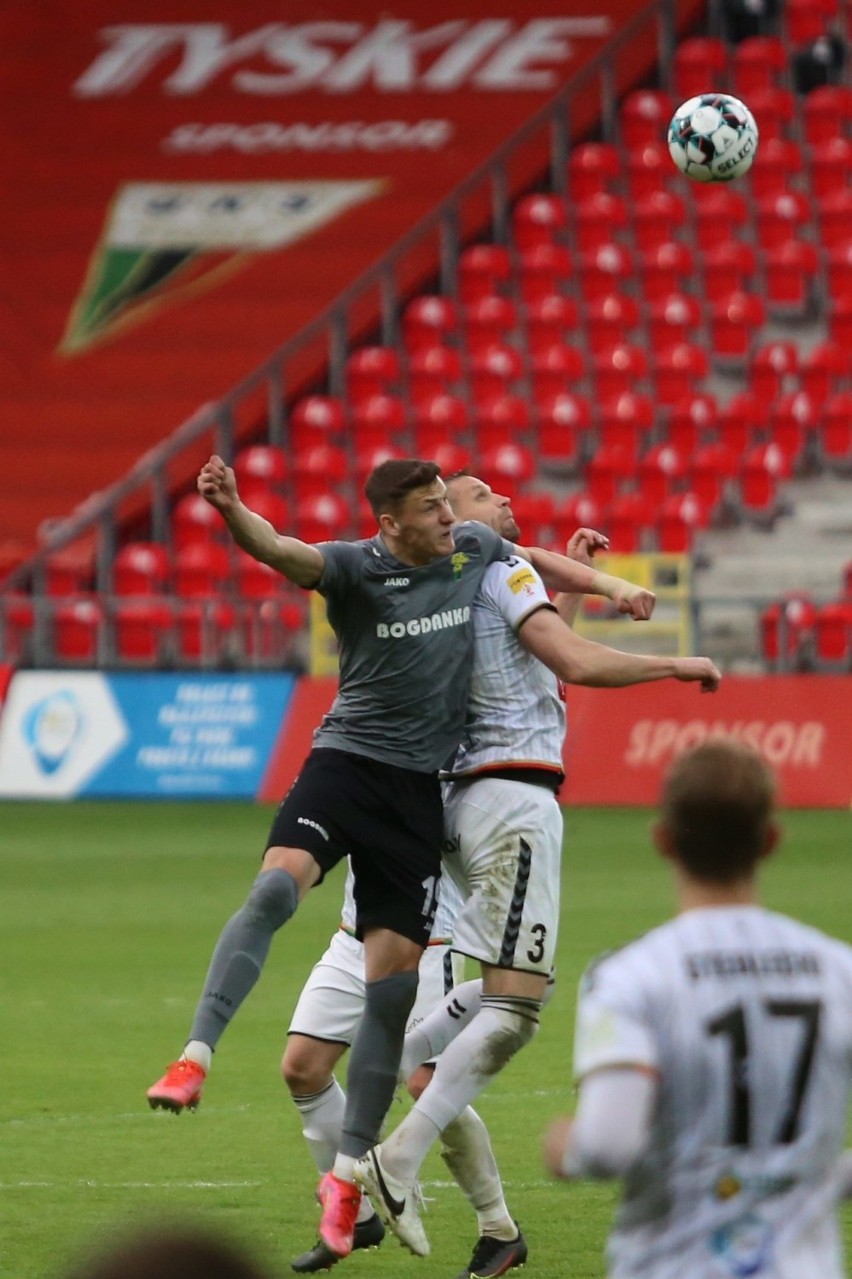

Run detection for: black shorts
[[266, 747, 443, 947]]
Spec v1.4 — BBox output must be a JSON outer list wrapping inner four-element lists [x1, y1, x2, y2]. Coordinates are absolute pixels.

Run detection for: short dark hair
[[65, 1225, 271, 1279], [364, 458, 441, 518], [661, 739, 776, 884]]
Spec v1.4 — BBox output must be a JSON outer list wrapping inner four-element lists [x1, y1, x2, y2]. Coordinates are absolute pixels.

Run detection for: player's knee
[[404, 1063, 434, 1101], [245, 867, 298, 929], [481, 997, 541, 1070], [281, 1043, 330, 1096]]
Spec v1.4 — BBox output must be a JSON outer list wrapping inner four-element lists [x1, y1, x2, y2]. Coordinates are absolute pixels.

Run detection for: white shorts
[[442, 777, 563, 975], [287, 928, 461, 1044]]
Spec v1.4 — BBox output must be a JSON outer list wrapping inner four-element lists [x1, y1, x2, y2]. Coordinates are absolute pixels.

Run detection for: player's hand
[[673, 657, 722, 692], [197, 454, 238, 512], [542, 1116, 576, 1180], [613, 583, 656, 620], [566, 527, 609, 566]]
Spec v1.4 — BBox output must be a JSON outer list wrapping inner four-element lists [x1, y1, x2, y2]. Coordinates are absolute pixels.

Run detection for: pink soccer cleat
[[146, 1059, 206, 1113]]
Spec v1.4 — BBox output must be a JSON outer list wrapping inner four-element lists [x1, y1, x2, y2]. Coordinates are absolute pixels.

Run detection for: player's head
[[64, 1224, 271, 1279], [654, 739, 779, 886], [444, 471, 520, 541], [365, 458, 455, 564]]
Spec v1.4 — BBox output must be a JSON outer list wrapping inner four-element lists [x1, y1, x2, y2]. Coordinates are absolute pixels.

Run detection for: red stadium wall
[[0, 0, 700, 561], [260, 675, 852, 807]]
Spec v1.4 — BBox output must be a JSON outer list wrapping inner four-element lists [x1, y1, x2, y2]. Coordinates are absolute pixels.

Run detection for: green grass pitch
[[2, 802, 850, 1278]]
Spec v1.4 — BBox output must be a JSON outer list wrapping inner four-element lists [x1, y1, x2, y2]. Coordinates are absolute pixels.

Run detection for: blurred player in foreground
[[544, 738, 852, 1279], [353, 474, 721, 1258]]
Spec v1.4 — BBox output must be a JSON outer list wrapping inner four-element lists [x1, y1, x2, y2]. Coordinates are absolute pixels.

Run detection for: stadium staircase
[[2, 0, 852, 674]]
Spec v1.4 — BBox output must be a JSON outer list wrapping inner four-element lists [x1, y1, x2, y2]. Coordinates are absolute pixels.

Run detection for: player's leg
[[356, 779, 560, 1251], [147, 750, 348, 1113]]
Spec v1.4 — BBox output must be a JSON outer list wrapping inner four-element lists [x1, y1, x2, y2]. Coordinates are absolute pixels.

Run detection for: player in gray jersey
[[147, 454, 655, 1259], [544, 739, 852, 1279], [354, 473, 720, 1262]]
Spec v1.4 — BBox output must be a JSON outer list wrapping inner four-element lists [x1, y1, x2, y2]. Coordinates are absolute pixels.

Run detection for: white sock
[[441, 1108, 516, 1240], [399, 979, 483, 1079], [292, 1078, 346, 1174], [332, 1153, 357, 1183], [382, 998, 540, 1183], [182, 1040, 212, 1072]]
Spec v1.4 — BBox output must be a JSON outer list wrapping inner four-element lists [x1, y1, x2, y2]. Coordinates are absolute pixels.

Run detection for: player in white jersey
[[544, 738, 852, 1279], [284, 868, 521, 1275], [354, 473, 722, 1259]]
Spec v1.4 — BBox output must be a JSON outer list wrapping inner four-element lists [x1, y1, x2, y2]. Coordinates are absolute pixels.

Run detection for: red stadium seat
[[52, 595, 103, 663], [764, 240, 819, 316], [233, 445, 287, 498], [816, 190, 852, 250], [638, 241, 696, 301], [568, 143, 621, 199], [619, 89, 673, 149], [748, 341, 799, 403], [606, 492, 649, 553], [700, 239, 757, 304], [346, 345, 400, 399], [692, 186, 750, 240], [113, 541, 170, 596], [44, 550, 92, 597], [292, 443, 348, 501], [172, 492, 227, 550], [575, 193, 628, 252], [578, 243, 634, 299], [626, 142, 672, 198], [812, 600, 852, 671], [1, 594, 35, 665], [289, 396, 345, 450], [718, 392, 767, 453], [632, 190, 687, 253], [551, 493, 604, 546], [829, 296, 852, 349], [239, 595, 306, 666], [535, 392, 589, 467], [469, 343, 524, 403], [688, 443, 738, 514], [174, 542, 230, 598], [749, 137, 803, 199], [798, 341, 849, 405], [402, 295, 459, 351], [786, 0, 834, 44], [174, 599, 236, 666], [294, 492, 350, 543], [744, 87, 796, 141], [820, 391, 852, 468], [755, 192, 812, 250], [354, 444, 407, 483], [709, 291, 766, 366], [769, 391, 817, 469], [529, 342, 584, 399], [462, 295, 518, 351], [806, 137, 852, 199], [474, 394, 531, 449], [738, 443, 788, 520], [511, 194, 568, 251], [113, 598, 174, 665], [637, 443, 686, 506], [760, 593, 817, 671], [668, 393, 718, 455], [652, 342, 709, 405], [458, 244, 512, 303], [351, 394, 407, 452], [586, 292, 641, 352], [407, 344, 463, 402], [647, 292, 703, 350], [479, 442, 536, 485], [802, 85, 850, 146], [655, 492, 711, 553], [413, 393, 468, 441], [585, 445, 633, 506], [673, 37, 728, 100], [733, 36, 787, 95], [431, 442, 472, 474], [517, 244, 573, 303], [524, 294, 579, 345], [592, 343, 648, 402], [598, 391, 654, 460]]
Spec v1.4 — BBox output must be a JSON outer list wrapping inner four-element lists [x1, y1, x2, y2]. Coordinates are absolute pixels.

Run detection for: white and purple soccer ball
[[667, 92, 759, 183]]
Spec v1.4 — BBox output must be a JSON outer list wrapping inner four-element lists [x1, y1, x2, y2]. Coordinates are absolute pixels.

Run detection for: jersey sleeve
[[314, 540, 363, 599], [483, 556, 555, 633], [573, 954, 659, 1082]]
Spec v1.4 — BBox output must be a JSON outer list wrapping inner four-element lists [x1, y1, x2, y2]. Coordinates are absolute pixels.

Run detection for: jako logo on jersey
[[384, 577, 410, 586], [377, 606, 470, 638], [297, 816, 330, 841]]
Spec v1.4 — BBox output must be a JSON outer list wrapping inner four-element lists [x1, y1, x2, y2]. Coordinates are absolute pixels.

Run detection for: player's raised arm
[[198, 454, 324, 588], [514, 544, 656, 621]]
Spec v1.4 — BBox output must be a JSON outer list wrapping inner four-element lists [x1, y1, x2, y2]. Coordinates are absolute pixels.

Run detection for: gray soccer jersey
[[312, 522, 513, 772], [574, 906, 852, 1279]]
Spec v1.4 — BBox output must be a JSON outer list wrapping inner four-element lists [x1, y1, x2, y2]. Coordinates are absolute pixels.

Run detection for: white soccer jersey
[[338, 860, 464, 946], [447, 556, 565, 777], [574, 905, 852, 1279]]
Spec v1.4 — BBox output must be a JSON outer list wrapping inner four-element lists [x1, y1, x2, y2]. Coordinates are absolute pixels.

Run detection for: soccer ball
[[667, 93, 759, 183]]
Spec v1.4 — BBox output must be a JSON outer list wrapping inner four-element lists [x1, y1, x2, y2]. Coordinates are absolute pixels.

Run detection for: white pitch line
[[2, 1180, 262, 1190]]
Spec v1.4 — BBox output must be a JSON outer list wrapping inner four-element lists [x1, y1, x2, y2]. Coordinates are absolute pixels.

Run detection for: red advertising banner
[[0, 0, 697, 556], [259, 675, 852, 808], [562, 676, 852, 808]]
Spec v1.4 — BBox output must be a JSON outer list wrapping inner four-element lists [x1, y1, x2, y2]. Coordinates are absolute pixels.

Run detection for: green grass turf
[[1, 803, 850, 1279]]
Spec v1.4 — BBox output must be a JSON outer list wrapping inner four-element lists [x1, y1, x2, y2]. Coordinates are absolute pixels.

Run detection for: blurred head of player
[[655, 739, 780, 887], [365, 458, 456, 565], [444, 472, 520, 541]]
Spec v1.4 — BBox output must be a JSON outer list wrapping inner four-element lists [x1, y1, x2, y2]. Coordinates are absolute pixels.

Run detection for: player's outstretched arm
[[552, 527, 608, 628], [519, 607, 721, 691], [517, 545, 655, 620], [197, 454, 324, 588]]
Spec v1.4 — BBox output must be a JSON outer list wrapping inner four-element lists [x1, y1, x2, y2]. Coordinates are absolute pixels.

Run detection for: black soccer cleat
[[453, 1224, 528, 1279], [291, 1213, 385, 1273]]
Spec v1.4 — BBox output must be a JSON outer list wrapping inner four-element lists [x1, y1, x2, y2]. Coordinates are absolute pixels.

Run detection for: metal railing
[[1, 0, 680, 626]]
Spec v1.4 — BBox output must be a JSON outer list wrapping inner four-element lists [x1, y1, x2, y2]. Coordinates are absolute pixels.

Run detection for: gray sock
[[189, 867, 298, 1048], [338, 969, 418, 1158]]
